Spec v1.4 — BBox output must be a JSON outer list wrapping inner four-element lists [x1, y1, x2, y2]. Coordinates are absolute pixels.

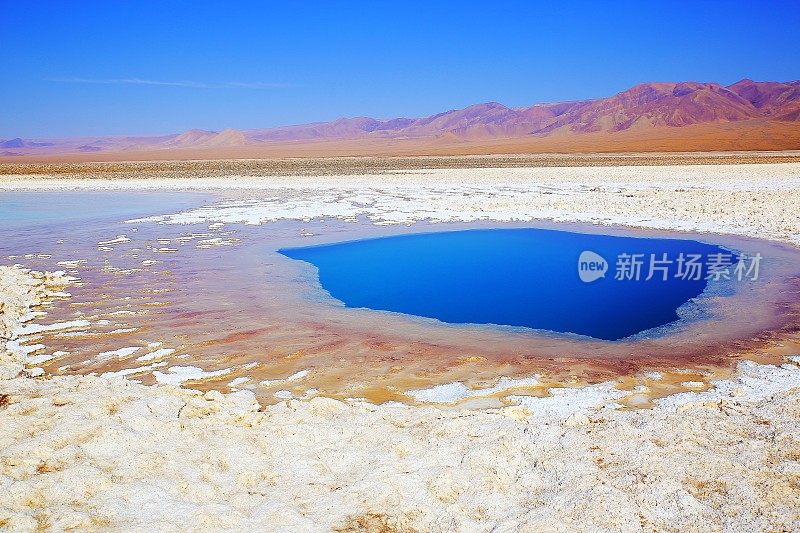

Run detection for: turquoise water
[[280, 228, 734, 341]]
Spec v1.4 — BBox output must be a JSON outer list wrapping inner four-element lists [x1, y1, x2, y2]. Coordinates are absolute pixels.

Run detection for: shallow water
[[281, 228, 731, 341], [0, 191, 207, 229]]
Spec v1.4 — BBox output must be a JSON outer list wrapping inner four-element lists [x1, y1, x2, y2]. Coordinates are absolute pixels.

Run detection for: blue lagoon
[[281, 228, 735, 341]]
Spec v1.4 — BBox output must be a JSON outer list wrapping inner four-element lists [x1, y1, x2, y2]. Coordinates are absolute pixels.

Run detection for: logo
[[578, 250, 608, 283]]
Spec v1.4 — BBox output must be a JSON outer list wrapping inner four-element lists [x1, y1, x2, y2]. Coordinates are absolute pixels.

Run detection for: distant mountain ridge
[[3, 78, 799, 157], [243, 79, 800, 142]]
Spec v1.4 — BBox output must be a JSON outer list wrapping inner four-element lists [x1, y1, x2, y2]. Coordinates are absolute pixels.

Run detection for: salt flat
[[3, 162, 799, 245], [1, 266, 799, 531], [1, 158, 800, 531]]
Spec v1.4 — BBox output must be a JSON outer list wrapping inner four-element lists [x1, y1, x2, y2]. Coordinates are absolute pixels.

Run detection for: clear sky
[[2, 0, 799, 138]]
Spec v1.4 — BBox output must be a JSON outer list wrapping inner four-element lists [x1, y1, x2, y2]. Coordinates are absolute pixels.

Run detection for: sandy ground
[[2, 151, 800, 179], [2, 158, 800, 531]]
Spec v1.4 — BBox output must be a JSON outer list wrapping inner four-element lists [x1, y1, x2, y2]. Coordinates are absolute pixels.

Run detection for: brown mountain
[[239, 79, 799, 142], [728, 79, 800, 119], [3, 79, 799, 160], [532, 82, 759, 134], [200, 128, 250, 147], [238, 79, 800, 142], [162, 128, 218, 147]]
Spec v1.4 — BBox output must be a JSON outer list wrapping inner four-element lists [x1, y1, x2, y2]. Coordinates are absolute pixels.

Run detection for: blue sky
[[2, 1, 798, 138]]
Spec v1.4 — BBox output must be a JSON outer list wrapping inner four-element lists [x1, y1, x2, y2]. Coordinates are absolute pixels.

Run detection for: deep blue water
[[280, 228, 733, 341]]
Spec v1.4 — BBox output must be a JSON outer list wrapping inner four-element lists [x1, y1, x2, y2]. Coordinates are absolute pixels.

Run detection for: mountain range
[[2, 79, 799, 160]]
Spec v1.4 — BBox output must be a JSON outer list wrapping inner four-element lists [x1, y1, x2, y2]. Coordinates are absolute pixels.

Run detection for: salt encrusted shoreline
[[5, 163, 799, 245], [1, 266, 799, 531], [0, 267, 76, 380]]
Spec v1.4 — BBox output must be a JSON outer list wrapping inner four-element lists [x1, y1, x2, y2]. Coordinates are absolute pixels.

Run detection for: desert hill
[[3, 79, 798, 160]]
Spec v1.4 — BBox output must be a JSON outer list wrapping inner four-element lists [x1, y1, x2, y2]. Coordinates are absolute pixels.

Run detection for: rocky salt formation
[[0, 266, 75, 380], [1, 264, 799, 532], [1, 364, 799, 531]]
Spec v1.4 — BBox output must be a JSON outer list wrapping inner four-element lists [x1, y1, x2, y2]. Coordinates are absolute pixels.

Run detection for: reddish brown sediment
[[9, 212, 800, 406]]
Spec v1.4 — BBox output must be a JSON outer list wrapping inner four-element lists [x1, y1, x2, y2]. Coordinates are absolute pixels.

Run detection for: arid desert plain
[[2, 153, 800, 532]]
